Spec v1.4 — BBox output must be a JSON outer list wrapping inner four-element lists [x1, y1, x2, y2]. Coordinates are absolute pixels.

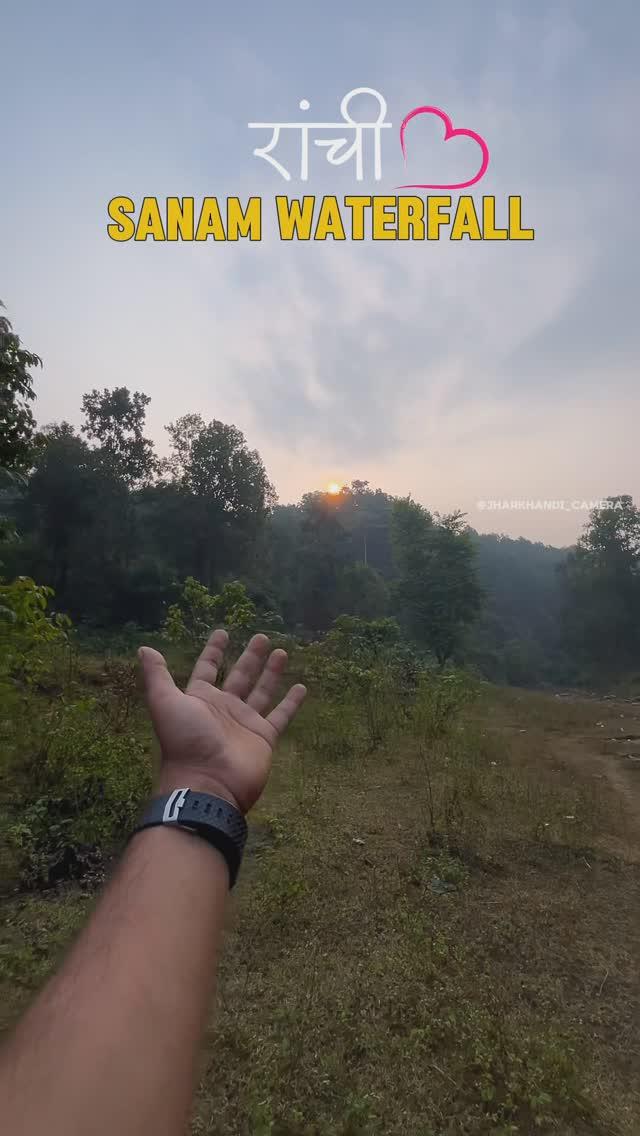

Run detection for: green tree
[[18, 424, 97, 598], [338, 480, 395, 577], [468, 533, 568, 684], [392, 500, 482, 665], [563, 495, 640, 674], [165, 415, 275, 588], [263, 503, 303, 627], [0, 301, 42, 474], [335, 561, 388, 620], [296, 493, 349, 632], [81, 387, 155, 486], [18, 423, 135, 620]]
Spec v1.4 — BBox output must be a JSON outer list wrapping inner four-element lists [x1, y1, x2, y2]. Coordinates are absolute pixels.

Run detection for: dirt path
[[546, 695, 640, 858]]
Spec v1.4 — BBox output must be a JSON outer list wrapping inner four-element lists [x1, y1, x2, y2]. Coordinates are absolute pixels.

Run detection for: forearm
[[0, 629, 306, 1134], [0, 826, 229, 1136]]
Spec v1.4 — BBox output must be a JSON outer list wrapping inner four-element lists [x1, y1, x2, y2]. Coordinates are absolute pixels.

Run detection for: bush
[[414, 667, 476, 742], [0, 575, 70, 685], [4, 698, 151, 887], [299, 701, 365, 763], [294, 616, 423, 755], [408, 670, 480, 845], [163, 577, 282, 652]]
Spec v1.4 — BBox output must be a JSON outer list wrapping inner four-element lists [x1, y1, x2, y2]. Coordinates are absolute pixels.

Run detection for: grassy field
[[1, 654, 639, 1135]]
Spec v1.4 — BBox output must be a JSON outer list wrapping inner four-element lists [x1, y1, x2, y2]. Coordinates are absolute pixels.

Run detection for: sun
[[326, 481, 342, 496]]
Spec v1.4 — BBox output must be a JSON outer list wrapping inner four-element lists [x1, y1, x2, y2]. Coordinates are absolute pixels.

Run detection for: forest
[[2, 300, 640, 689]]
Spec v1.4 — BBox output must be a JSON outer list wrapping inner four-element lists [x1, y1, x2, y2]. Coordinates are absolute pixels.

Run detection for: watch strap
[[132, 789, 248, 887]]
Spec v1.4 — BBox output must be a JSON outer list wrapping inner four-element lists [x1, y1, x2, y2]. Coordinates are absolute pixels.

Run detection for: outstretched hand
[[139, 630, 306, 814]]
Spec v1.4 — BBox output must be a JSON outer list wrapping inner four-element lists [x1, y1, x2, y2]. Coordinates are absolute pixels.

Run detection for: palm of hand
[[140, 630, 306, 814]]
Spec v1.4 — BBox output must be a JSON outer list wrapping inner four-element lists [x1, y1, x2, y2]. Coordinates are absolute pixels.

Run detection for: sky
[[2, 0, 639, 547]]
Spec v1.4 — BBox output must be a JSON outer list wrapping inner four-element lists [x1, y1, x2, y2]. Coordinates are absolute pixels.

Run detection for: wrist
[[134, 786, 248, 888], [155, 767, 242, 814]]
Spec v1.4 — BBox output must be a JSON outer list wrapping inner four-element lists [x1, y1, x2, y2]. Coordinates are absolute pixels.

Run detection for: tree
[[340, 481, 395, 578], [392, 500, 482, 665], [0, 301, 42, 473], [581, 494, 640, 559], [81, 387, 155, 486], [18, 421, 140, 615], [467, 533, 569, 684], [18, 421, 156, 624], [261, 504, 303, 628], [165, 415, 275, 587], [335, 562, 389, 620], [296, 493, 349, 632], [562, 495, 640, 674]]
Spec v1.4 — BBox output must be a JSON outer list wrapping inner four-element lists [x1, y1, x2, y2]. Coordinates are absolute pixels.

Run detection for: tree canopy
[[2, 302, 639, 685], [0, 300, 42, 473]]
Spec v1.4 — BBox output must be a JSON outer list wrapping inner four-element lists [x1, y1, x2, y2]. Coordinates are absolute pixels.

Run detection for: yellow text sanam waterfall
[[107, 195, 534, 242]]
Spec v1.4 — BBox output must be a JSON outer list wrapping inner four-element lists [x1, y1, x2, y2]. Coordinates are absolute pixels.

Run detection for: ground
[[1, 684, 639, 1135]]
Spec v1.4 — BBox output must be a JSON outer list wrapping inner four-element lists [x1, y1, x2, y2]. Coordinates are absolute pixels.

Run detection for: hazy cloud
[[1, 0, 638, 543]]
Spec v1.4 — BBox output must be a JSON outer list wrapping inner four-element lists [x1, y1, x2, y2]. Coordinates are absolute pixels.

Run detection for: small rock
[[430, 876, 457, 895], [352, 837, 365, 846]]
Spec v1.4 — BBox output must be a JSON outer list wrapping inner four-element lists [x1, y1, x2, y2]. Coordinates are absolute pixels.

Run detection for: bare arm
[[0, 631, 306, 1136]]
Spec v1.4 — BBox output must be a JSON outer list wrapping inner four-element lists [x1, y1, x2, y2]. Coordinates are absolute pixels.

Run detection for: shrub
[[301, 702, 365, 763], [409, 670, 480, 845], [0, 575, 70, 685], [414, 667, 475, 742], [163, 577, 282, 652], [4, 698, 151, 886], [163, 576, 219, 645], [295, 616, 423, 754]]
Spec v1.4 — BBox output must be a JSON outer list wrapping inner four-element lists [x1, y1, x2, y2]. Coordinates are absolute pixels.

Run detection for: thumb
[[138, 646, 177, 710]]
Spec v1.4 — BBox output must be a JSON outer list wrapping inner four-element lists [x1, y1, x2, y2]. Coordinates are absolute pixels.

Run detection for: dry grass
[[1, 681, 640, 1134], [187, 704, 640, 1136]]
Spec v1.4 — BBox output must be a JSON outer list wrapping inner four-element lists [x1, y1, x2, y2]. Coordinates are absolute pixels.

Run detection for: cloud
[[1, 0, 638, 545]]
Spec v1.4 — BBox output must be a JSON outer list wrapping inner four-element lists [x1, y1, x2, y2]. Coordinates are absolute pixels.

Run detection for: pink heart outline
[[397, 105, 490, 190]]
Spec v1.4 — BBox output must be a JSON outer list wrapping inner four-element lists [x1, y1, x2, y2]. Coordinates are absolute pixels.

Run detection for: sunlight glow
[[326, 482, 342, 496]]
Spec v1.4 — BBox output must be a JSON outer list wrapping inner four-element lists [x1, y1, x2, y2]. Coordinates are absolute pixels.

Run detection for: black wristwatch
[[132, 788, 248, 888]]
